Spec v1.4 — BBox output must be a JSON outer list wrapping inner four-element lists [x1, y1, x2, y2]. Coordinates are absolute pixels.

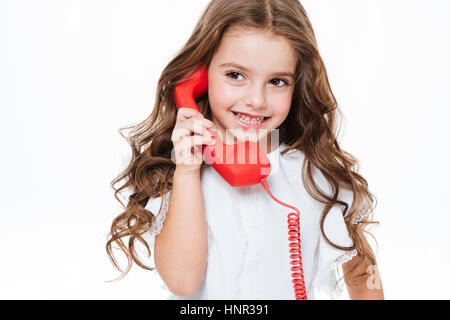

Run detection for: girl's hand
[[171, 108, 217, 175]]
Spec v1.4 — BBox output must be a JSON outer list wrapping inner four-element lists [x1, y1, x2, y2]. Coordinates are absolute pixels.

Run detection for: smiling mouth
[[232, 111, 270, 123], [231, 111, 271, 129]]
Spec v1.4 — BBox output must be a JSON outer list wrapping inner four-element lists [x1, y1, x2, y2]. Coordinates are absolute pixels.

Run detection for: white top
[[143, 143, 370, 300]]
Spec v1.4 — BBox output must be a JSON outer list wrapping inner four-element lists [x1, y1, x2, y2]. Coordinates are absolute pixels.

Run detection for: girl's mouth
[[232, 111, 270, 130]]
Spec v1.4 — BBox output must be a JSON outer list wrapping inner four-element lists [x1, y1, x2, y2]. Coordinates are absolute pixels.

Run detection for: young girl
[[106, 0, 384, 300]]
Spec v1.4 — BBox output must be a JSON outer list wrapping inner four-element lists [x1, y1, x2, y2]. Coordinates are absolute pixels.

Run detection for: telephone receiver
[[173, 64, 307, 300], [174, 64, 271, 187]]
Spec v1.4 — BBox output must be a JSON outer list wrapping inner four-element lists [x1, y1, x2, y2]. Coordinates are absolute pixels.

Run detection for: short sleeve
[[337, 187, 373, 225], [311, 189, 358, 299]]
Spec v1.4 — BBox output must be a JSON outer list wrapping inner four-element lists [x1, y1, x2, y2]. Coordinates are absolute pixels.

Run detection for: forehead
[[213, 27, 297, 73]]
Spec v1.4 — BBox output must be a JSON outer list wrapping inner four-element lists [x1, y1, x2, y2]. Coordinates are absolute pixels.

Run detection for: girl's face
[[208, 27, 297, 153]]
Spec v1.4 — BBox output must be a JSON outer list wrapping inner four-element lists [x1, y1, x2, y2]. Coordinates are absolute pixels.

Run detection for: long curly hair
[[106, 0, 379, 287]]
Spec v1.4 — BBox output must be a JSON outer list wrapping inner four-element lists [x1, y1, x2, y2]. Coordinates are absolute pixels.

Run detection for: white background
[[1, 0, 449, 299]]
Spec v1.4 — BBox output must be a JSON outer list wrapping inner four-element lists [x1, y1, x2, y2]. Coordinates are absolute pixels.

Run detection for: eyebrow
[[219, 62, 295, 79]]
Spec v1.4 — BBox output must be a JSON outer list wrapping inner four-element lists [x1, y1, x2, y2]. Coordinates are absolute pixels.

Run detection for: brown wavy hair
[[106, 0, 379, 287]]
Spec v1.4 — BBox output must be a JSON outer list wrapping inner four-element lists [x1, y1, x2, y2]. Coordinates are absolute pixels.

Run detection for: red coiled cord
[[260, 178, 307, 300]]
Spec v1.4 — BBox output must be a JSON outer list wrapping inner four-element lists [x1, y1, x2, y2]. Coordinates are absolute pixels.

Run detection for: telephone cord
[[259, 178, 307, 300]]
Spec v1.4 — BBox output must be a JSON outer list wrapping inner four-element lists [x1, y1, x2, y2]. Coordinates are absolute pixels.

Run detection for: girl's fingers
[[171, 127, 190, 144], [183, 120, 215, 137], [176, 107, 202, 122], [173, 119, 216, 142], [172, 108, 217, 168], [172, 125, 214, 144], [179, 134, 216, 149], [177, 108, 216, 129], [175, 135, 216, 166]]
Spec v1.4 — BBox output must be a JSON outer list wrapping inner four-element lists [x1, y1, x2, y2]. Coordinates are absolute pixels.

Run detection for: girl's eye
[[226, 72, 244, 81], [270, 78, 289, 87]]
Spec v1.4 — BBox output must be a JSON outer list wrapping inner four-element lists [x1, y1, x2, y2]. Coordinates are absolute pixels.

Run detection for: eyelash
[[225, 71, 290, 87]]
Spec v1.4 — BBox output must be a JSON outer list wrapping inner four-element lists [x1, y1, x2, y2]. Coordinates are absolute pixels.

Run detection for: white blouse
[[143, 143, 370, 300]]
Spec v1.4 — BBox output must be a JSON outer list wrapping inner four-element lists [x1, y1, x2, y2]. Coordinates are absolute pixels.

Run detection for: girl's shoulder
[[279, 142, 302, 153], [268, 143, 305, 174], [271, 142, 304, 161]]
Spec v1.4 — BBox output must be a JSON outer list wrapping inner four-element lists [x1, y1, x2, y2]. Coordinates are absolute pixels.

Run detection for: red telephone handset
[[174, 65, 307, 300]]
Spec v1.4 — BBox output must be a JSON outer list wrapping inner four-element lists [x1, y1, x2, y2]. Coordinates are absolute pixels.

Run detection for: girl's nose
[[243, 83, 266, 110]]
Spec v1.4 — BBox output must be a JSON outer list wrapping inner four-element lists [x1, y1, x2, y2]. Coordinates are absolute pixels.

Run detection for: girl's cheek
[[270, 94, 292, 118], [210, 81, 239, 108]]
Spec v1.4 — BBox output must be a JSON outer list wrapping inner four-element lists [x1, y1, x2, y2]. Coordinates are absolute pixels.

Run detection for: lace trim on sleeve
[[312, 248, 358, 299], [148, 193, 170, 236], [351, 203, 371, 225]]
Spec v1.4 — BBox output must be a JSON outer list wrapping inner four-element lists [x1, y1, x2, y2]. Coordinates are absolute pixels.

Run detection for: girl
[[106, 0, 384, 300]]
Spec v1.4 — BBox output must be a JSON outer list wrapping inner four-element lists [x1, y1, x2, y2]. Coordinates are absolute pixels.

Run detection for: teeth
[[236, 112, 264, 125]]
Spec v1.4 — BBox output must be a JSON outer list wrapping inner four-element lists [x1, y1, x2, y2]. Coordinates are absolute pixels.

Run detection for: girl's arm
[[154, 107, 215, 296], [153, 168, 208, 296], [342, 253, 385, 300], [342, 227, 385, 300]]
